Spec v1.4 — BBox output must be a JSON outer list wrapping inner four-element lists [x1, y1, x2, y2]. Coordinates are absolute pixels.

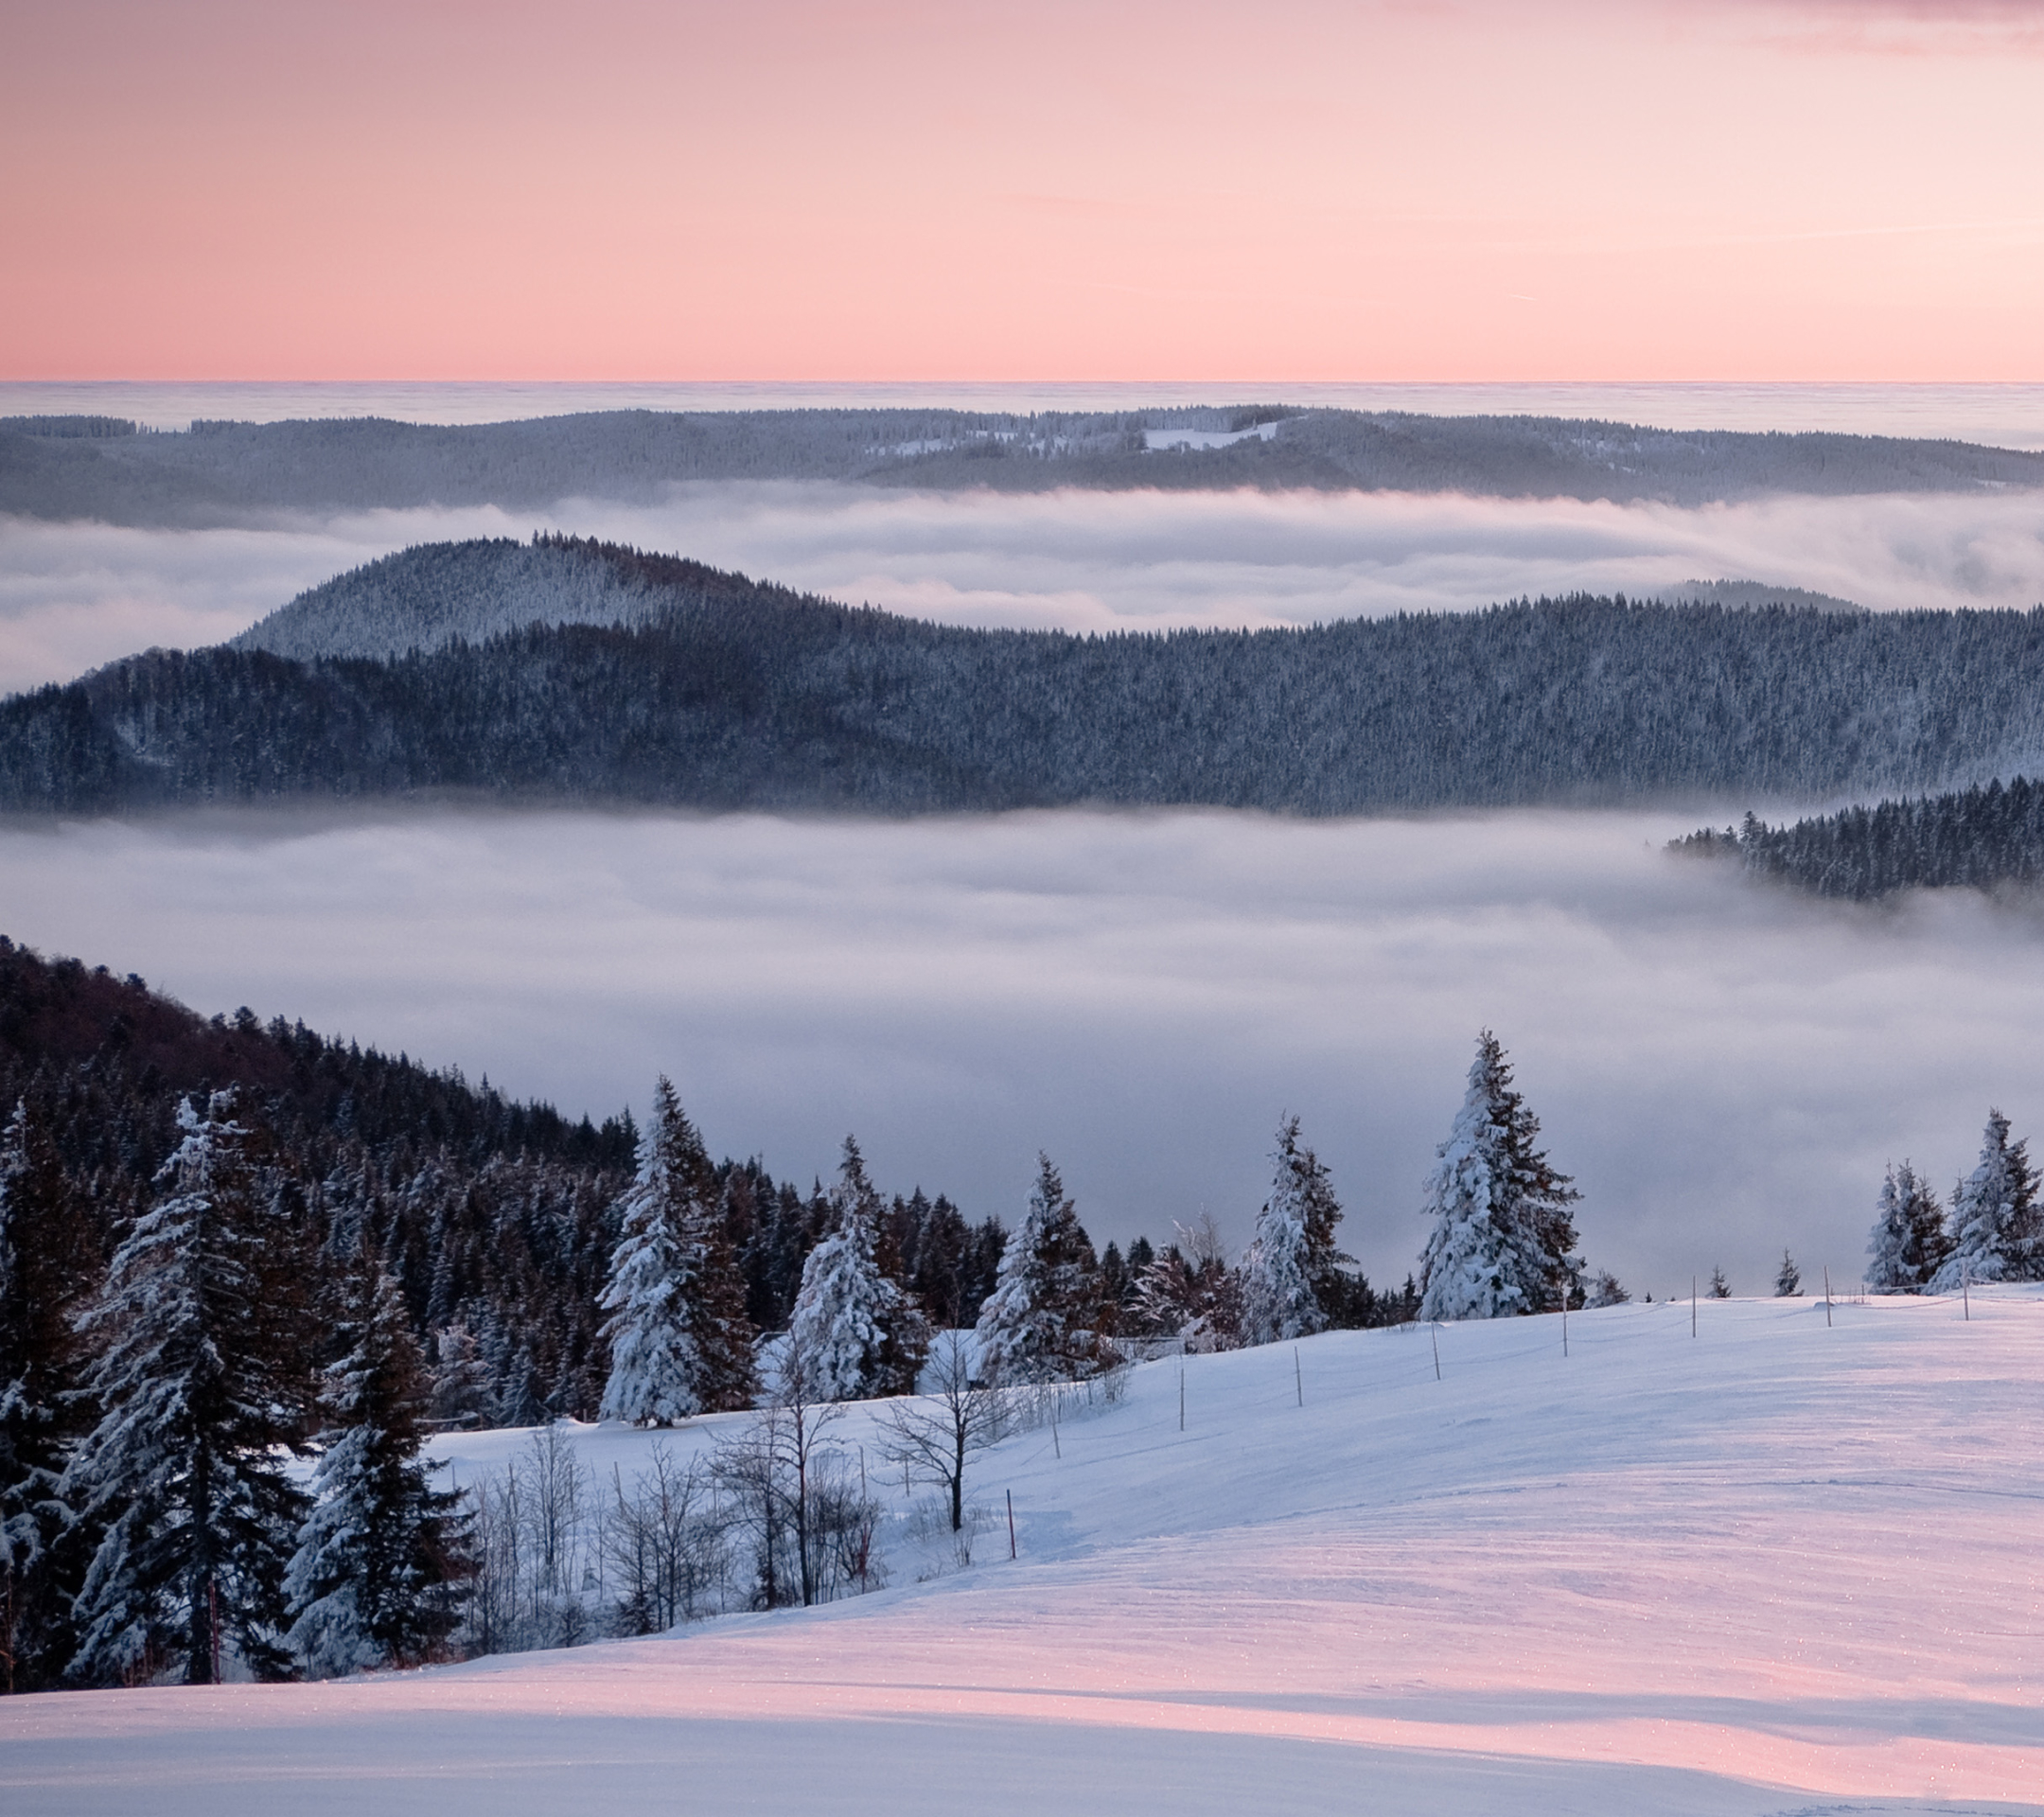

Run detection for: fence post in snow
[[1295, 1346, 1303, 1407], [1007, 1489, 1016, 1560], [1431, 1323, 1441, 1381], [1561, 1292, 1569, 1358], [1179, 1367, 1186, 1432], [1964, 1265, 1971, 1322], [1824, 1264, 1833, 1327]]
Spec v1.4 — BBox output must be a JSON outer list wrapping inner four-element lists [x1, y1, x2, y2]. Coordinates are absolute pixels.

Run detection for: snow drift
[[6, 1288, 2041, 1815]]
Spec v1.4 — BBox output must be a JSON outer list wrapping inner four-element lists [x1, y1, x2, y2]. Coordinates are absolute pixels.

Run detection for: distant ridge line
[[6, 536, 2044, 815]]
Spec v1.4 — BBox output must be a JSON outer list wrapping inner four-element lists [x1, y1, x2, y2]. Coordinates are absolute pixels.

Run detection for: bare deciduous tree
[[878, 1332, 1008, 1533]]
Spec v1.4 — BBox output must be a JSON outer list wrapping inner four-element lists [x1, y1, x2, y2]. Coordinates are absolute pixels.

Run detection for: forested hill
[[0, 931, 636, 1174], [7, 536, 2044, 814], [1675, 777, 2044, 901], [0, 932, 1003, 1430], [4, 404, 2042, 525]]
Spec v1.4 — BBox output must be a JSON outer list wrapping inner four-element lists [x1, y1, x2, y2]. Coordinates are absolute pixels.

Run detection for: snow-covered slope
[[230, 538, 660, 661], [8, 1292, 2043, 1816]]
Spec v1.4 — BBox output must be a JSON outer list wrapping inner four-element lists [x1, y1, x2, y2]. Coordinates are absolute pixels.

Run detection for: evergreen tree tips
[[1, 1097, 97, 1691], [286, 1264, 469, 1677], [599, 1080, 758, 1425], [1929, 1111, 2042, 1294], [1866, 1161, 1952, 1295], [1774, 1249, 1802, 1297], [788, 1138, 928, 1402], [1418, 1033, 1581, 1322], [975, 1154, 1112, 1384], [1241, 1117, 1345, 1346], [63, 1091, 314, 1685]]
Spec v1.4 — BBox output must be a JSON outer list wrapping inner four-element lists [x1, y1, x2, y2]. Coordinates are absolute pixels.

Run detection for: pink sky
[[4, 0, 2041, 381]]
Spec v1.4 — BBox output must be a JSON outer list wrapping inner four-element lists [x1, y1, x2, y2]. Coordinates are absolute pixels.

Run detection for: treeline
[[0, 936, 1004, 1436], [1676, 777, 2044, 899], [1865, 1109, 2044, 1295], [5, 405, 2040, 525], [10, 537, 2044, 814], [2, 935, 1431, 1689]]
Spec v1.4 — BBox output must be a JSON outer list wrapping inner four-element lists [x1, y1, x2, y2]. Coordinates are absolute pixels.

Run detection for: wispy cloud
[[1700, 0, 2044, 56]]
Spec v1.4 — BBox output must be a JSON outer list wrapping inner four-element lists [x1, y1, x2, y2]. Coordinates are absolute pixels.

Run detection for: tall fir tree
[[64, 1091, 315, 1685], [598, 1080, 757, 1424], [1, 1097, 99, 1692], [1866, 1160, 1951, 1295], [1774, 1248, 1802, 1297], [1418, 1033, 1580, 1321], [788, 1138, 928, 1402], [286, 1261, 469, 1676], [1929, 1111, 2041, 1293], [1241, 1116, 1347, 1346], [975, 1154, 1112, 1383]]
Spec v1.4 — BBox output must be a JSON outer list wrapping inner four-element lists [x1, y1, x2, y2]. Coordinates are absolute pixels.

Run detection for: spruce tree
[[1584, 1269, 1630, 1308], [1241, 1116, 1345, 1346], [1, 1097, 98, 1691], [286, 1262, 469, 1676], [1418, 1033, 1580, 1321], [1866, 1160, 1950, 1294], [1929, 1111, 2041, 1293], [599, 1080, 757, 1424], [1774, 1249, 1802, 1297], [788, 1138, 928, 1402], [65, 1092, 314, 1685], [975, 1154, 1113, 1383]]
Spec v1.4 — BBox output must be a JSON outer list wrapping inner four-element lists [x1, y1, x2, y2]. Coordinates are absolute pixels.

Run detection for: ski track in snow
[[6, 1292, 2042, 1814]]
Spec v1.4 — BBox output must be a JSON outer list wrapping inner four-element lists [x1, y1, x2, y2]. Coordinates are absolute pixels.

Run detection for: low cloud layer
[[7, 482, 2044, 694], [5, 806, 2040, 1301]]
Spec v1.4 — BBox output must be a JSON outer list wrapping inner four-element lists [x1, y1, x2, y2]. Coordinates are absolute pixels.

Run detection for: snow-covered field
[[6, 1292, 2042, 1815]]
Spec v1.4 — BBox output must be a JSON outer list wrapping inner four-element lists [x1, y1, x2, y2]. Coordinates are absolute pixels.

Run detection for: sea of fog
[[5, 805, 2042, 1301], [8, 480, 2044, 694], [5, 387, 2042, 1306]]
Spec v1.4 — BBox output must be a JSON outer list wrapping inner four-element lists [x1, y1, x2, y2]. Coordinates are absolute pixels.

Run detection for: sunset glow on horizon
[[4, 0, 2043, 382]]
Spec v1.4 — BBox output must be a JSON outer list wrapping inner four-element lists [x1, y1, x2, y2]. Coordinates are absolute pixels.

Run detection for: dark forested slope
[[5, 405, 2041, 525], [6, 536, 2044, 814], [0, 935, 1002, 1427], [1677, 777, 2044, 901]]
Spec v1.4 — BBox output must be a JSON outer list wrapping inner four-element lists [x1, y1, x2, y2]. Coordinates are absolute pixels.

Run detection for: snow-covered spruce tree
[[1866, 1160, 1951, 1295], [1241, 1116, 1347, 1346], [1, 1096, 99, 1691], [1417, 1032, 1581, 1321], [286, 1262, 469, 1678], [1707, 1267, 1732, 1299], [1774, 1249, 1802, 1297], [788, 1138, 928, 1402], [599, 1079, 757, 1424], [1929, 1111, 2041, 1293], [975, 1154, 1113, 1384], [65, 1091, 315, 1685]]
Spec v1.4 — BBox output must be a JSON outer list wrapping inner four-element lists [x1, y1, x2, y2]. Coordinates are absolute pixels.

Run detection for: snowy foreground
[[7, 1293, 2043, 1816]]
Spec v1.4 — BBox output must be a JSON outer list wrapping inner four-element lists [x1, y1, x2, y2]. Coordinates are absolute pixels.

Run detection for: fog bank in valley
[[3, 806, 2038, 1301], [9, 482, 2044, 693]]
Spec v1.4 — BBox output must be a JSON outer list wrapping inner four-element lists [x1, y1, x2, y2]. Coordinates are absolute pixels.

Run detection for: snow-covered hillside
[[7, 1292, 2042, 1815]]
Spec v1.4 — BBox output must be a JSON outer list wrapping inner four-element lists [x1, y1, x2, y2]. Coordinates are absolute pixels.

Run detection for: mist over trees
[[12, 537, 2044, 815], [6, 406, 2040, 527]]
